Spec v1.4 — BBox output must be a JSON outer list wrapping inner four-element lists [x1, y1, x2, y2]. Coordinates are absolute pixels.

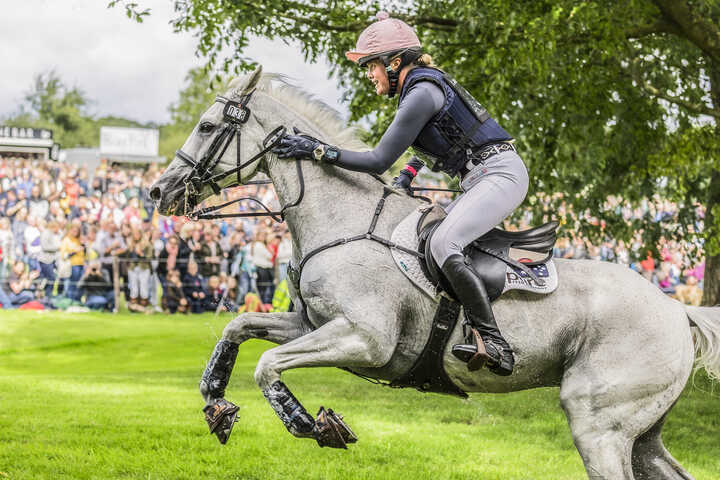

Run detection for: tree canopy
[[5, 71, 98, 148], [2, 70, 147, 149]]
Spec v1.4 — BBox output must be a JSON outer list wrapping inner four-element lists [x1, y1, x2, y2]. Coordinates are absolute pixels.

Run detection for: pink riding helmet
[[345, 11, 422, 65]]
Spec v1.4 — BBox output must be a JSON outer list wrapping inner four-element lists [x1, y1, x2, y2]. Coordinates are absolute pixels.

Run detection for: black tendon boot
[[201, 340, 240, 444], [201, 340, 239, 399], [441, 254, 514, 376], [263, 381, 316, 437]]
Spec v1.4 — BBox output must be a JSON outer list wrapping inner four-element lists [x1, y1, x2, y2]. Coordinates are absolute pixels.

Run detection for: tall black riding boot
[[441, 254, 514, 376]]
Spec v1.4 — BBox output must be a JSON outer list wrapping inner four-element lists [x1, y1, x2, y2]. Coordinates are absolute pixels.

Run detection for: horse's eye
[[199, 122, 215, 134]]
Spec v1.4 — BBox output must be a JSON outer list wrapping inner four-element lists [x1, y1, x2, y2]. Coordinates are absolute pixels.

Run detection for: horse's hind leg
[[631, 407, 694, 480], [564, 420, 635, 479], [560, 367, 688, 479], [199, 311, 311, 443]]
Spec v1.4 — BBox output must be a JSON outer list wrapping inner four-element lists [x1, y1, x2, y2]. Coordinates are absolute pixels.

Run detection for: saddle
[[416, 206, 558, 302], [387, 206, 560, 397]]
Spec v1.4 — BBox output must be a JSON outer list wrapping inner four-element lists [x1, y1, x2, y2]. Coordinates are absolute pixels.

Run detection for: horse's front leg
[[254, 315, 396, 449], [200, 311, 311, 443]]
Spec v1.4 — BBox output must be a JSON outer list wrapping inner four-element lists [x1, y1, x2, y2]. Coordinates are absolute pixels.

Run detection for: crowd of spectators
[[399, 175, 706, 306], [0, 156, 292, 313], [0, 156, 707, 312]]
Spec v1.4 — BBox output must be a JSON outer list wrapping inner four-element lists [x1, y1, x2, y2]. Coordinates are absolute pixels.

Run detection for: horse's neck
[[266, 153, 384, 260], [255, 93, 412, 260]]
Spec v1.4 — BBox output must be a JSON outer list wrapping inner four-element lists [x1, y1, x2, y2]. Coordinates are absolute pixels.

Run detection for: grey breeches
[[429, 151, 529, 266]]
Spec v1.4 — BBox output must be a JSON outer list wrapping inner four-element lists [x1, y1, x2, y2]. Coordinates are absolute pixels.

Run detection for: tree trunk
[[702, 61, 720, 306], [703, 169, 720, 306]]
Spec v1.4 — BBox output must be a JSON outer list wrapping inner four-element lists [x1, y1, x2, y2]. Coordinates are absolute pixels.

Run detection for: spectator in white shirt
[[38, 220, 62, 299]]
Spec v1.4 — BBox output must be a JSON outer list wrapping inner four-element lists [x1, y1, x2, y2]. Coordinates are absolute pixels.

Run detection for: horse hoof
[[203, 399, 239, 445], [314, 406, 357, 449]]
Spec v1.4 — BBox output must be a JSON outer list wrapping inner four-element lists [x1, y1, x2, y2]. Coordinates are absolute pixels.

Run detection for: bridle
[[175, 89, 293, 221]]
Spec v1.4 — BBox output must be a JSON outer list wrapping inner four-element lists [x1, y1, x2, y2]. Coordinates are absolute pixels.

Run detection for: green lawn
[[0, 310, 717, 480]]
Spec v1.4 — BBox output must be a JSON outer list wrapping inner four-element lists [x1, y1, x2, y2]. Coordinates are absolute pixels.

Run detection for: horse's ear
[[244, 64, 263, 92]]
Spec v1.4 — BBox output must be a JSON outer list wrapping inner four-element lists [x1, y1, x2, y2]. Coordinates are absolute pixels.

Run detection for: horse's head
[[151, 65, 274, 216]]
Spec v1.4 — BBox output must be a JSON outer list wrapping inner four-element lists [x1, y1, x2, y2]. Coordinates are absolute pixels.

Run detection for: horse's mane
[[228, 73, 368, 151]]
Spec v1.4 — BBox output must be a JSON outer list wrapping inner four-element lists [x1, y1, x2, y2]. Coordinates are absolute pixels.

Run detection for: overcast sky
[[0, 0, 347, 124]]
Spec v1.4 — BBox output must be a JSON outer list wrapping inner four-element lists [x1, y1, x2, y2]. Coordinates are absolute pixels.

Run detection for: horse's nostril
[[150, 186, 162, 202]]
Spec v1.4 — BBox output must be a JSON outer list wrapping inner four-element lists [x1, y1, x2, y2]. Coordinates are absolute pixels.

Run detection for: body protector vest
[[398, 67, 512, 178]]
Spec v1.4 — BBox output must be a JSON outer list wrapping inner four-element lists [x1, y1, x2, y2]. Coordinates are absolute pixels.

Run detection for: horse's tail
[[686, 305, 720, 380]]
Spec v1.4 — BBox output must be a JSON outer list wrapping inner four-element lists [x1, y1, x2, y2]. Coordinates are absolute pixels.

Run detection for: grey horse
[[150, 66, 720, 480]]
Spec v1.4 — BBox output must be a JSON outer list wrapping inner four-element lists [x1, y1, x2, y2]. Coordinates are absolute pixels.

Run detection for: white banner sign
[[0, 126, 53, 139], [100, 127, 159, 157]]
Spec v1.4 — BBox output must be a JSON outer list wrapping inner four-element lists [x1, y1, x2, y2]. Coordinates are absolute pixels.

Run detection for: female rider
[[273, 12, 529, 376]]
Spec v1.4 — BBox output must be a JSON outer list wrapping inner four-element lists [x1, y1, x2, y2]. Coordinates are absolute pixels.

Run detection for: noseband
[[174, 90, 297, 222]]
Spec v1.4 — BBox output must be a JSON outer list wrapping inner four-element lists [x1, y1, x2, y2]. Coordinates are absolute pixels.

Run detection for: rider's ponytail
[[414, 54, 436, 68]]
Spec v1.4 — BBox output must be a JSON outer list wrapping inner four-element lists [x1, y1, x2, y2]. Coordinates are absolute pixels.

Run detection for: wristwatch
[[313, 144, 340, 163], [312, 144, 325, 161], [324, 147, 339, 163]]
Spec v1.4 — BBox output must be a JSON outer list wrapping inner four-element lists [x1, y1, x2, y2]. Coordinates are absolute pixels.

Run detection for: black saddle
[[416, 207, 558, 302]]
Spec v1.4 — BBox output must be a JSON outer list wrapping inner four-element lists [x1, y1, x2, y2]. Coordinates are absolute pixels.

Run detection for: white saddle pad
[[390, 206, 559, 301]]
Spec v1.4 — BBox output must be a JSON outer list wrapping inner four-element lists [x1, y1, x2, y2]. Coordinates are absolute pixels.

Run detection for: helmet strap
[[381, 48, 422, 98]]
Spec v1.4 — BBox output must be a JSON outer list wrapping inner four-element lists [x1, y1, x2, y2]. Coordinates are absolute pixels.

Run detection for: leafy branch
[[652, 0, 720, 64], [625, 18, 681, 38], [107, 0, 151, 23], [626, 56, 720, 118]]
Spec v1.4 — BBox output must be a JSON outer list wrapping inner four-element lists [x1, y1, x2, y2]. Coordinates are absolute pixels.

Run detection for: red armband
[[402, 165, 418, 177]]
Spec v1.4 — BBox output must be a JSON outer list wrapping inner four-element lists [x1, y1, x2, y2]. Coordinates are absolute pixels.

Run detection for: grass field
[[0, 310, 718, 480]]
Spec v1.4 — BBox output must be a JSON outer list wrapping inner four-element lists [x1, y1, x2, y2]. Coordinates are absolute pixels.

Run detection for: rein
[[187, 158, 304, 223]]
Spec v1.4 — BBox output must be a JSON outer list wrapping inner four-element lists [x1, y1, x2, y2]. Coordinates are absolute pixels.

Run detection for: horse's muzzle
[[149, 179, 186, 216], [149, 185, 162, 203]]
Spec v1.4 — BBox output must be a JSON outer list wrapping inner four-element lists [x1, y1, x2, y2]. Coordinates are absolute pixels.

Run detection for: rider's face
[[366, 61, 389, 96]]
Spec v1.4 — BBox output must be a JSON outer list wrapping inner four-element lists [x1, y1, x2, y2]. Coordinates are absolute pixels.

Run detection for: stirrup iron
[[451, 328, 493, 371]]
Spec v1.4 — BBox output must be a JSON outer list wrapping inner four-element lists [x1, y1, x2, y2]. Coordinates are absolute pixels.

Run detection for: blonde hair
[[414, 54, 436, 68]]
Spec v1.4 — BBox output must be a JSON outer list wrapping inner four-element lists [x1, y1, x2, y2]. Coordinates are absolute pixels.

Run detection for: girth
[[390, 296, 467, 397]]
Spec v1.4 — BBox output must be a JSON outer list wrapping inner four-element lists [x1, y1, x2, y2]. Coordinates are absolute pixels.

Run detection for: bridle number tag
[[223, 101, 250, 124]]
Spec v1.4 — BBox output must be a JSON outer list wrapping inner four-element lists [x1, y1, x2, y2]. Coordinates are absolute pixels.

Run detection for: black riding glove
[[273, 127, 340, 163], [391, 156, 424, 194], [392, 171, 414, 194]]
